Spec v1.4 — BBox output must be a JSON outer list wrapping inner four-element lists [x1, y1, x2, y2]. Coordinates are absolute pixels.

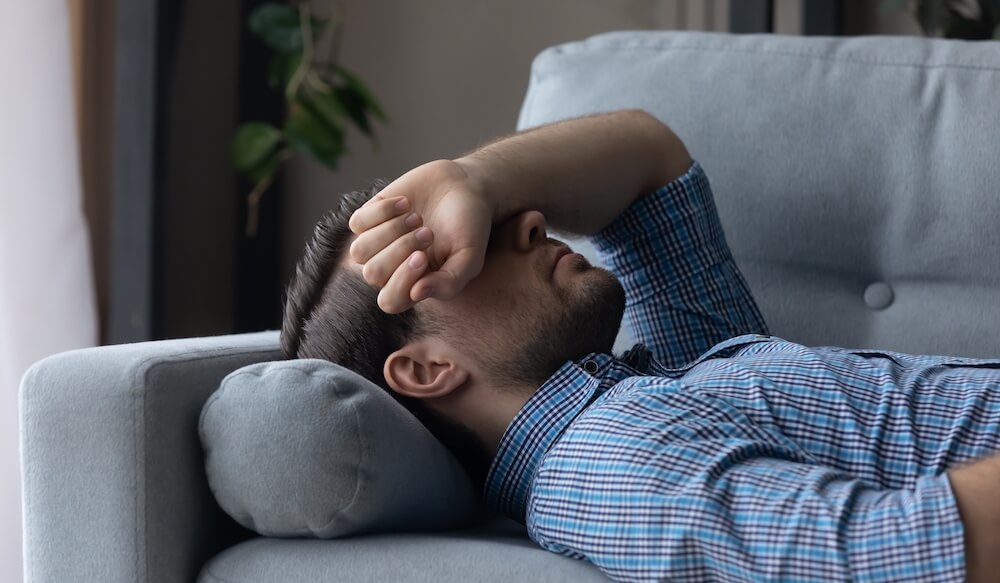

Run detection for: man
[[281, 109, 1000, 582]]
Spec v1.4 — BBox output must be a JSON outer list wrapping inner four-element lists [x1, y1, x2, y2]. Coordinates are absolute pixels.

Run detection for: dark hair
[[281, 181, 490, 487]]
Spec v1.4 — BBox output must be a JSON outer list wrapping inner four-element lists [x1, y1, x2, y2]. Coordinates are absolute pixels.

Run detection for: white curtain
[[0, 1, 99, 581]]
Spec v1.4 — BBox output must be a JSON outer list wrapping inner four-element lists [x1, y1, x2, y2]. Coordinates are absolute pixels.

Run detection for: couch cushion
[[199, 358, 482, 538], [197, 518, 610, 583], [519, 31, 1000, 359]]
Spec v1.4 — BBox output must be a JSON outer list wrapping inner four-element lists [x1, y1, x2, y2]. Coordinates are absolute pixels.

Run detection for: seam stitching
[[551, 39, 1000, 74]]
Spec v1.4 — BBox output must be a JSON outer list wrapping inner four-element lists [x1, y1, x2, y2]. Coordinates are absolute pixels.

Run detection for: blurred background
[[3, 0, 991, 580]]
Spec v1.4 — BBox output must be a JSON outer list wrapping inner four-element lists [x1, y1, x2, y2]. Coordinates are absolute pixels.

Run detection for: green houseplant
[[233, 1, 386, 236], [883, 0, 1000, 39]]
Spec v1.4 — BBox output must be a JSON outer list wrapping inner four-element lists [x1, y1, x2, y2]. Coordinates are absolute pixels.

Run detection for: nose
[[513, 210, 548, 252]]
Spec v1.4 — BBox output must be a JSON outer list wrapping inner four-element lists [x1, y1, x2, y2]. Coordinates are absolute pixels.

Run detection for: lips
[[551, 247, 572, 275]]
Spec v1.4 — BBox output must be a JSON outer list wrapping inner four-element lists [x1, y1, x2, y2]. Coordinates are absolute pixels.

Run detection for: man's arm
[[457, 109, 691, 235], [948, 455, 1000, 583], [348, 110, 690, 312]]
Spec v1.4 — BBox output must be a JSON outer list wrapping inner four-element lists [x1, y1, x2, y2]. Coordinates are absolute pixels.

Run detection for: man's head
[[281, 182, 625, 482]]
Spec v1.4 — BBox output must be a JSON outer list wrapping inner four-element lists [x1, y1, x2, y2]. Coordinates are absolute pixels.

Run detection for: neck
[[431, 379, 535, 456]]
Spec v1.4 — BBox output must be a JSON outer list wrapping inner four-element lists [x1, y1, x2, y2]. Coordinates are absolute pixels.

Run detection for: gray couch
[[20, 32, 1000, 582]]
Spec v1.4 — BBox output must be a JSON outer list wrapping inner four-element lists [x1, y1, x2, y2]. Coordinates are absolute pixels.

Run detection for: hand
[[348, 159, 493, 313]]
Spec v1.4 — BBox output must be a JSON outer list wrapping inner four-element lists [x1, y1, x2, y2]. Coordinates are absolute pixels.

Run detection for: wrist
[[453, 154, 506, 223]]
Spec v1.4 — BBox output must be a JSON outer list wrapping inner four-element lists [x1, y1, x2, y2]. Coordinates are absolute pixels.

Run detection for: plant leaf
[[301, 86, 347, 135], [980, 0, 1000, 20], [284, 100, 344, 169], [944, 11, 994, 38], [249, 3, 325, 53], [335, 65, 387, 122], [233, 122, 283, 172], [267, 52, 303, 89], [245, 147, 284, 185], [333, 85, 374, 136], [249, 4, 301, 52], [916, 0, 944, 35]]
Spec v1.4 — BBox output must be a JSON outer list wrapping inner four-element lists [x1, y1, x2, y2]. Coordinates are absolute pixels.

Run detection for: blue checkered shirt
[[484, 161, 1000, 582]]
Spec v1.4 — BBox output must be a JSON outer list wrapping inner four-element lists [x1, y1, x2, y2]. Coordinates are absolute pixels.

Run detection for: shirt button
[[583, 360, 599, 374]]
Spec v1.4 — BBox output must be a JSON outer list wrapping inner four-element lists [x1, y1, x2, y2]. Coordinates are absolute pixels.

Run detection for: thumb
[[410, 247, 484, 302]]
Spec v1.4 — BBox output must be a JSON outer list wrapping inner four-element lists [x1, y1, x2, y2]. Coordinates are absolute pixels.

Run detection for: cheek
[[454, 252, 559, 325], [469, 262, 533, 305]]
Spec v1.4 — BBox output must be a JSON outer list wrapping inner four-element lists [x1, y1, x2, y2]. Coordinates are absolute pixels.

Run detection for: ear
[[383, 338, 470, 400]]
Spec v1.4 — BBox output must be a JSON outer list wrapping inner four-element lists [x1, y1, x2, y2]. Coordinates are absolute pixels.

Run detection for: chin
[[489, 268, 627, 388], [563, 268, 626, 355]]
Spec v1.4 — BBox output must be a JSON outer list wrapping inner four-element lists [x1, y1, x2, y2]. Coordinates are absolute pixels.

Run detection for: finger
[[349, 211, 422, 264], [378, 250, 429, 314], [410, 247, 484, 302], [360, 187, 390, 208], [349, 196, 410, 234], [361, 226, 434, 288]]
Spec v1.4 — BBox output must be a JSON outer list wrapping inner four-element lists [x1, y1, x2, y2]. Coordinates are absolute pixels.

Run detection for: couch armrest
[[20, 332, 282, 583]]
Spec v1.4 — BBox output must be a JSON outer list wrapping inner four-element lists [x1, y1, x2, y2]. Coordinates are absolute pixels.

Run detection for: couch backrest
[[518, 31, 1000, 358]]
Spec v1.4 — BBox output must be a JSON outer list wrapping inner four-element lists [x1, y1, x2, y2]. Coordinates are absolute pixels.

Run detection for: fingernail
[[394, 198, 409, 211], [414, 227, 432, 243], [404, 213, 420, 228], [408, 252, 425, 269]]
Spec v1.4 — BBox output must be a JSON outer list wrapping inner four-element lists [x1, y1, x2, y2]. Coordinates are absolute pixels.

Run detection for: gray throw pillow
[[199, 358, 483, 538]]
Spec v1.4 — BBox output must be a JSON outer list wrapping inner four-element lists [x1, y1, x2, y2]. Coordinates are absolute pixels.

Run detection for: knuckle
[[348, 241, 364, 263], [398, 211, 420, 232], [437, 280, 461, 299], [378, 293, 403, 314], [413, 227, 433, 245], [362, 263, 385, 286]]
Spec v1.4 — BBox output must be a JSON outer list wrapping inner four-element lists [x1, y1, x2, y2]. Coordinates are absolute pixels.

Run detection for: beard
[[485, 263, 626, 390]]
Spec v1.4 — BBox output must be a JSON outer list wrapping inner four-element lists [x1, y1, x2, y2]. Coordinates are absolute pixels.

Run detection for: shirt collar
[[483, 349, 644, 522]]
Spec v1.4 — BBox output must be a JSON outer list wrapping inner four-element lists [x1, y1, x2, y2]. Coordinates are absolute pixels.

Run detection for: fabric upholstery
[[200, 359, 480, 538], [20, 31, 1000, 583], [20, 332, 280, 583], [522, 32, 1000, 359], [198, 518, 609, 583]]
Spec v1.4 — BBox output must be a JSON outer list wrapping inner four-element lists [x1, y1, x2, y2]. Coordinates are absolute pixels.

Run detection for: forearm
[[455, 109, 691, 235], [948, 455, 1000, 582]]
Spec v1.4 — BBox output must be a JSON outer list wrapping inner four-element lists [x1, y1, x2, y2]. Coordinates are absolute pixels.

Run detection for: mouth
[[551, 246, 573, 275]]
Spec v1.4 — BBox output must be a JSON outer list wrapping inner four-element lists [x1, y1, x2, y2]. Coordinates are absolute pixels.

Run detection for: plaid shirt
[[484, 162, 1000, 582]]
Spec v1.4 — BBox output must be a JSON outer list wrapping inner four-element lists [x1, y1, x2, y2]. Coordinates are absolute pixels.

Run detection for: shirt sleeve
[[528, 443, 967, 583], [590, 161, 768, 368]]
